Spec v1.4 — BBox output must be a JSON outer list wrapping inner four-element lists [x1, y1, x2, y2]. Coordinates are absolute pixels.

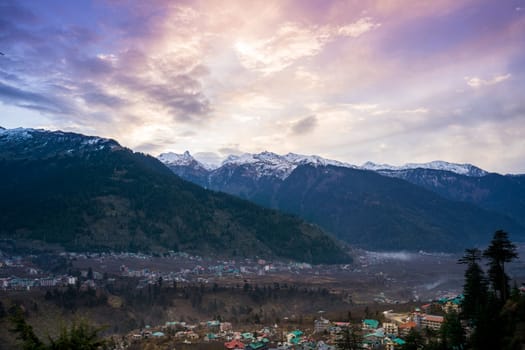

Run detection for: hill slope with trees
[[0, 128, 350, 264]]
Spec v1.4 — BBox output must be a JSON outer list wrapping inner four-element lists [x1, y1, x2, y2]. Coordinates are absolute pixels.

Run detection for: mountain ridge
[[158, 150, 500, 178], [0, 128, 350, 264], [160, 151, 525, 252]]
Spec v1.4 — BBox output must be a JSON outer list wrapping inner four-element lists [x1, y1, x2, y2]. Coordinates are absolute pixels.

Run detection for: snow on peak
[[361, 160, 487, 176], [221, 151, 355, 179], [158, 151, 209, 169], [284, 153, 355, 168], [0, 127, 35, 140], [0, 127, 122, 154], [157, 148, 491, 178]]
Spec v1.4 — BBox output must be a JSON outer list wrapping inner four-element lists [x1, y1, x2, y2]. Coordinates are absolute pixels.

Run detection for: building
[[441, 295, 464, 313], [382, 322, 398, 336], [224, 340, 245, 349], [287, 330, 304, 345], [246, 341, 267, 350], [221, 322, 233, 332], [384, 337, 406, 350], [362, 319, 379, 330], [398, 321, 416, 337], [314, 317, 331, 333], [418, 315, 444, 331]]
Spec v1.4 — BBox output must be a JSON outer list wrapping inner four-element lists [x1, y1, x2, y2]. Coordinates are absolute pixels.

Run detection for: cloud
[[81, 91, 125, 108], [291, 115, 318, 135], [234, 17, 379, 74], [144, 77, 211, 121], [338, 17, 381, 37], [0, 81, 72, 114], [348, 103, 379, 111], [0, 1, 214, 129], [0, 0, 37, 23], [218, 145, 243, 155], [401, 108, 429, 114], [465, 74, 511, 88], [193, 152, 223, 168], [1, 0, 525, 173]]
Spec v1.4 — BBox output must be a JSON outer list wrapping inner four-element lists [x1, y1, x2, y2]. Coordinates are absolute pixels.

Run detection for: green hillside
[[0, 129, 350, 264]]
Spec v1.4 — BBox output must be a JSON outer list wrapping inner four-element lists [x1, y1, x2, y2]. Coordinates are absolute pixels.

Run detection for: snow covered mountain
[[1, 127, 351, 263], [219, 151, 355, 179], [158, 151, 209, 170], [361, 160, 488, 177], [158, 150, 356, 180], [0, 127, 122, 159], [158, 151, 212, 184], [157, 150, 524, 252], [158, 150, 490, 180]]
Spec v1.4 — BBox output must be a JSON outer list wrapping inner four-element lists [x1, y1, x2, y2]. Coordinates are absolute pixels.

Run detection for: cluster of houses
[[0, 275, 78, 290], [123, 294, 463, 350], [119, 258, 319, 286], [311, 317, 407, 350]]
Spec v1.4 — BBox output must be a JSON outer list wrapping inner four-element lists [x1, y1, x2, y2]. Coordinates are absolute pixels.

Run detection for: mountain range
[[0, 128, 350, 264], [160, 151, 525, 252], [1, 125, 522, 257]]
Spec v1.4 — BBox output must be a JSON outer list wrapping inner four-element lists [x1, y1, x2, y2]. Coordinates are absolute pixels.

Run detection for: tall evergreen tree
[[483, 230, 518, 302], [400, 328, 424, 350], [440, 310, 465, 349], [469, 293, 502, 350], [9, 308, 45, 350], [9, 307, 106, 350], [458, 248, 488, 322]]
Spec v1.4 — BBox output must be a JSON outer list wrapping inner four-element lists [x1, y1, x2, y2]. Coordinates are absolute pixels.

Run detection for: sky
[[0, 0, 524, 173]]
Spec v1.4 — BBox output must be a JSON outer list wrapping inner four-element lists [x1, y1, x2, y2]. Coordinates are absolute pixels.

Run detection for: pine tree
[[458, 248, 488, 322], [400, 328, 424, 350], [9, 307, 106, 350], [49, 320, 106, 349], [9, 307, 45, 350], [483, 230, 518, 302], [440, 310, 465, 349]]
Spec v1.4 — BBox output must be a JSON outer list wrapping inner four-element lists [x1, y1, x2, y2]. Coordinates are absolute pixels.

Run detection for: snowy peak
[[158, 151, 194, 165], [221, 151, 295, 179], [283, 153, 356, 168], [219, 153, 488, 178], [220, 151, 354, 179], [0, 127, 122, 156], [0, 127, 35, 141], [158, 148, 492, 179], [158, 151, 209, 170], [361, 160, 487, 177]]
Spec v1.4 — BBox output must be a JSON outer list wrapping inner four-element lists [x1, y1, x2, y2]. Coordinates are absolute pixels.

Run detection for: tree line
[[398, 230, 524, 350]]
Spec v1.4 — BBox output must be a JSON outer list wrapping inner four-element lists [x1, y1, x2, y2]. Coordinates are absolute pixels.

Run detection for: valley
[[1, 128, 524, 349], [1, 244, 524, 349]]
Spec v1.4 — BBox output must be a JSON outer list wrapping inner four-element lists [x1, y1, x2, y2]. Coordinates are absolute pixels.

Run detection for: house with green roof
[[362, 319, 379, 330], [363, 333, 382, 347], [384, 336, 406, 350], [286, 329, 304, 345], [246, 341, 267, 350], [242, 332, 254, 340], [290, 330, 303, 337], [206, 333, 218, 340]]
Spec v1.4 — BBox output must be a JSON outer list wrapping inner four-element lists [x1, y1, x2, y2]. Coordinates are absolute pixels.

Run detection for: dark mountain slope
[[275, 165, 522, 251], [379, 169, 525, 227], [0, 129, 350, 264], [164, 154, 524, 252]]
